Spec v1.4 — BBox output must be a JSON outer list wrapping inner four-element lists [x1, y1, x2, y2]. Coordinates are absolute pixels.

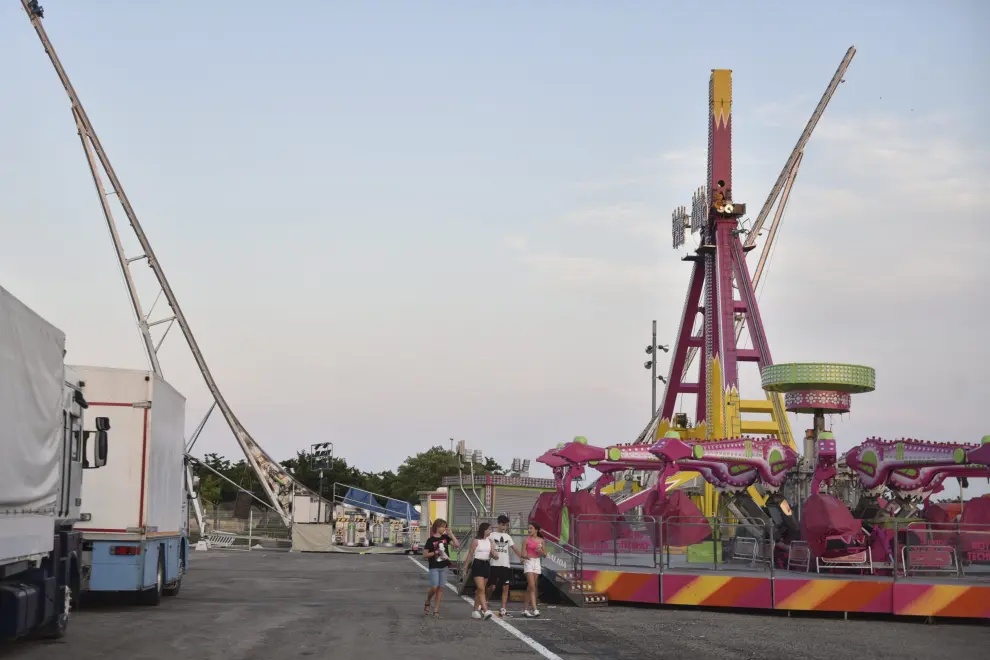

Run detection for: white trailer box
[[69, 366, 186, 537], [292, 494, 331, 523], [0, 285, 65, 563]]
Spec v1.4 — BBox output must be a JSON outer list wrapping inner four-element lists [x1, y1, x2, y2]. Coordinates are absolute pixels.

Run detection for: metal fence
[[188, 502, 291, 549]]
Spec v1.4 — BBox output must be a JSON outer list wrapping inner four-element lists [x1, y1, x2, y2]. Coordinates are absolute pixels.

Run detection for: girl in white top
[[464, 523, 498, 619]]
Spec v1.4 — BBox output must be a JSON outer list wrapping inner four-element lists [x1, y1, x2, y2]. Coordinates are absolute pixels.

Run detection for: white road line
[[407, 556, 564, 660]]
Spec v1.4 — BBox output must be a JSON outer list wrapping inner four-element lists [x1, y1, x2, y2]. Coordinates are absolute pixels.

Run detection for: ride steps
[[553, 570, 609, 607]]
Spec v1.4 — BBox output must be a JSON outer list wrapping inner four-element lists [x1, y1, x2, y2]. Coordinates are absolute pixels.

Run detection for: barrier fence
[[188, 502, 291, 549]]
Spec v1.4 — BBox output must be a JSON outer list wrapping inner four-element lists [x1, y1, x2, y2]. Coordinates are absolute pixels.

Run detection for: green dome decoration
[[761, 363, 876, 394]]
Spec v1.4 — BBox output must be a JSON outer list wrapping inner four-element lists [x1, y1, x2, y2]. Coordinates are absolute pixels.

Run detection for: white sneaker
[[532, 608, 541, 617], [499, 608, 507, 617], [482, 610, 493, 620], [471, 610, 482, 619], [522, 610, 534, 617]]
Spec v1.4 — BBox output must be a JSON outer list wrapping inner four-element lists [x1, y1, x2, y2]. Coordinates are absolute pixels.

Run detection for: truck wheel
[[164, 549, 184, 597], [139, 555, 164, 606]]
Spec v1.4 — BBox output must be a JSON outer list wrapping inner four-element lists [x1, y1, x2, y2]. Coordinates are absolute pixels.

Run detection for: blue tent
[[342, 487, 388, 516], [385, 498, 413, 523]]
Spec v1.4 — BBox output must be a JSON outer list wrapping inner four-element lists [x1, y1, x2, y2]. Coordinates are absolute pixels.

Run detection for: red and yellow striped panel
[[585, 570, 659, 604], [662, 574, 772, 609], [774, 578, 892, 613], [893, 583, 990, 618]]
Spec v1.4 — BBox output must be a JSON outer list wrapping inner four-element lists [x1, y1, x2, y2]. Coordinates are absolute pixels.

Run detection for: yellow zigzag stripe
[[666, 576, 731, 605], [900, 586, 969, 616], [776, 580, 845, 610]]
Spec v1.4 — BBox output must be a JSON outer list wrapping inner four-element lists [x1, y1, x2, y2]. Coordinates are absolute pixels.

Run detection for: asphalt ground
[[2, 549, 988, 660]]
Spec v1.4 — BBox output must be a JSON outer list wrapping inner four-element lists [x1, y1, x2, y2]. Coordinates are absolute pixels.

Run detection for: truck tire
[[139, 554, 164, 606], [163, 547, 183, 597]]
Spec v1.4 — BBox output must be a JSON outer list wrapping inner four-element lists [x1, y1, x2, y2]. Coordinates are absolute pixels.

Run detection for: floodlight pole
[[311, 442, 333, 523], [651, 320, 658, 415]]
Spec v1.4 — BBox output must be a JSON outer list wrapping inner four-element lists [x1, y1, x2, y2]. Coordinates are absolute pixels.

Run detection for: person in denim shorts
[[423, 519, 459, 618]]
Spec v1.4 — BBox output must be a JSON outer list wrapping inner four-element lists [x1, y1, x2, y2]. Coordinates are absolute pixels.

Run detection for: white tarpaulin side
[[0, 285, 65, 513], [291, 523, 334, 552]]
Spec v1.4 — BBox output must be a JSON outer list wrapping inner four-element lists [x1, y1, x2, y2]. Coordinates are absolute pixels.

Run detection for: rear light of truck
[[110, 545, 141, 556]]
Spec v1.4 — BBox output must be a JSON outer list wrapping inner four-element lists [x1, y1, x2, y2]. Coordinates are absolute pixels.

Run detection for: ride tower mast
[[664, 70, 791, 448]]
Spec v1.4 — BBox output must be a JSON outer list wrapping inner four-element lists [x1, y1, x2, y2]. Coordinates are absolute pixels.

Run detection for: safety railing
[[662, 517, 772, 574], [572, 514, 660, 570], [889, 521, 990, 582], [472, 513, 990, 587]]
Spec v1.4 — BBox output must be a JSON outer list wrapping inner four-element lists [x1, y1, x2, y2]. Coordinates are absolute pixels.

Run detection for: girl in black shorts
[[464, 522, 498, 619]]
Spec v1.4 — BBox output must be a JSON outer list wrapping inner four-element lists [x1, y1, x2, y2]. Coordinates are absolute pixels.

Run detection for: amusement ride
[[528, 47, 990, 615]]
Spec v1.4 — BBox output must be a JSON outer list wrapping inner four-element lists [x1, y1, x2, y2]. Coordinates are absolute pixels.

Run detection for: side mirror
[[94, 430, 108, 468], [95, 416, 110, 432]]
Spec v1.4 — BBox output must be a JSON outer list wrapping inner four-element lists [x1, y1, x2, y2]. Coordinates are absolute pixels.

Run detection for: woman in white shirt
[[463, 522, 498, 619]]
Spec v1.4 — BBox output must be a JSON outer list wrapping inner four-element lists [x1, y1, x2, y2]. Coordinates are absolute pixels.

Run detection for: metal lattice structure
[[21, 0, 322, 525]]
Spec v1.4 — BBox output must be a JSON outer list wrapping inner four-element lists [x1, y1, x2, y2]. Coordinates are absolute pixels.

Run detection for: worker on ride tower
[[423, 519, 459, 618], [488, 515, 522, 618]]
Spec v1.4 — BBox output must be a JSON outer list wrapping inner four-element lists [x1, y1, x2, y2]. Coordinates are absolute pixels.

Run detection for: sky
[[1, 1, 988, 494]]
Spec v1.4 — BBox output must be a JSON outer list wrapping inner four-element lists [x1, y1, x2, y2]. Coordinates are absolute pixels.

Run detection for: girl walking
[[521, 523, 548, 617], [463, 522, 498, 619], [423, 519, 459, 618]]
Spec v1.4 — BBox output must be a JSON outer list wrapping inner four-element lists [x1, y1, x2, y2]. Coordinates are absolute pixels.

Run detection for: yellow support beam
[[737, 399, 773, 413], [739, 420, 782, 434]]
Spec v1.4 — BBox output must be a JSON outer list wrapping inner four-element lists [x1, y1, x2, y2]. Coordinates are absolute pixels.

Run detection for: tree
[[482, 457, 506, 476], [390, 446, 461, 503], [191, 445, 492, 507], [198, 475, 222, 506]]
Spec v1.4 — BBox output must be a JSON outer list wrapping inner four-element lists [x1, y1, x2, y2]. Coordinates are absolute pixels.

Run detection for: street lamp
[[644, 320, 669, 416], [311, 442, 333, 522]]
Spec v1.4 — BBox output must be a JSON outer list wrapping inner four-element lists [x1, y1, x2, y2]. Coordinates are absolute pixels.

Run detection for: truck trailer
[[1, 285, 109, 640], [70, 365, 188, 604]]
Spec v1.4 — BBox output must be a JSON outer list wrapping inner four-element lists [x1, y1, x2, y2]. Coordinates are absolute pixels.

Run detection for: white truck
[[70, 366, 188, 604], [1, 285, 109, 640]]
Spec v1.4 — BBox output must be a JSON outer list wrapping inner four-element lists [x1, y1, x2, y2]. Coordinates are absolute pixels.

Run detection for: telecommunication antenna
[[20, 0, 319, 525]]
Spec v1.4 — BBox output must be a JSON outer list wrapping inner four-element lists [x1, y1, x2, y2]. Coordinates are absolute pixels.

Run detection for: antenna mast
[[21, 0, 314, 524]]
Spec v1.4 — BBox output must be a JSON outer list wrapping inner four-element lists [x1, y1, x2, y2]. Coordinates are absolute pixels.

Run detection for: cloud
[[763, 111, 989, 299], [562, 202, 662, 241], [752, 93, 818, 128], [504, 239, 657, 288]]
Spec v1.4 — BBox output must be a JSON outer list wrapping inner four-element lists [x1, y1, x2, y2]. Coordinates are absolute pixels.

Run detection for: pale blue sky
[[2, 2, 988, 493]]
